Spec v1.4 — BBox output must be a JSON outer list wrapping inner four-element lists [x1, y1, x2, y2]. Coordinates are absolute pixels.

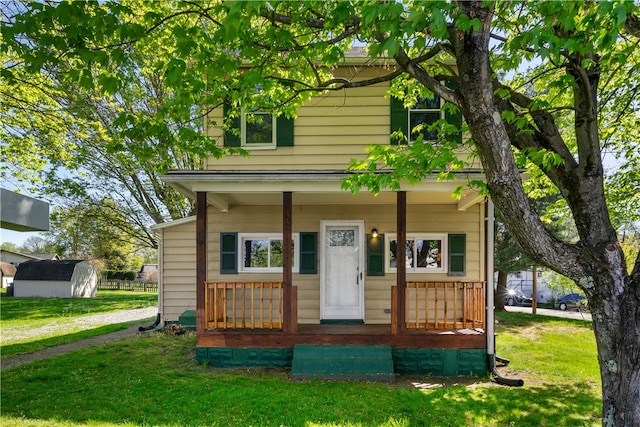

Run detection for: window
[[409, 95, 443, 143], [241, 108, 277, 148], [223, 102, 294, 148], [239, 233, 299, 272], [390, 86, 462, 146], [386, 234, 447, 273]]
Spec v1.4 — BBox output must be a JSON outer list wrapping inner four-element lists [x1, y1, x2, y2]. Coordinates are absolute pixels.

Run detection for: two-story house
[[153, 57, 493, 380]]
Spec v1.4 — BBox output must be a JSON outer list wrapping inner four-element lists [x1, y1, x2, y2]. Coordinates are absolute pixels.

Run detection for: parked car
[[506, 289, 533, 306], [555, 293, 587, 311]]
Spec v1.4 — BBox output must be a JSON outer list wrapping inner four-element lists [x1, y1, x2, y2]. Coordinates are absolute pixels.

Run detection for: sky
[[0, 228, 44, 248]]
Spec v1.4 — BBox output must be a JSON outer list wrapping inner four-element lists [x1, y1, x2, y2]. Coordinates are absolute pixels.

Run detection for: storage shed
[[13, 260, 97, 298], [1, 261, 17, 288]]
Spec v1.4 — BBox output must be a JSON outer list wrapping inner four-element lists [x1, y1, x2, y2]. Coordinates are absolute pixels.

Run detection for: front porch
[[197, 280, 485, 349], [184, 188, 490, 376]]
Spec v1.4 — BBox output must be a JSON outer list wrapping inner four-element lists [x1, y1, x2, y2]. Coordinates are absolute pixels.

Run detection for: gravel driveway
[[505, 305, 592, 321], [1, 307, 158, 371]]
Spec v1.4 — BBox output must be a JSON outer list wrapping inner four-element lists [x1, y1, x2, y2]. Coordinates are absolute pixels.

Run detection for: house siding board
[[206, 81, 390, 171], [160, 222, 197, 323]]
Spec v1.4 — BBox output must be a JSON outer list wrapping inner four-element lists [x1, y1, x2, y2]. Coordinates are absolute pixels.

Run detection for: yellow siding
[[158, 221, 196, 322], [157, 203, 484, 324], [204, 81, 390, 171], [204, 202, 483, 324]]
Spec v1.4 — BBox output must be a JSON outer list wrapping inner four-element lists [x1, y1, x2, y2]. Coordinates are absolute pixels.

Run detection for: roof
[[29, 253, 60, 260], [14, 260, 85, 281], [0, 188, 50, 231], [0, 250, 59, 261], [151, 216, 196, 231], [0, 261, 17, 276], [161, 170, 486, 212]]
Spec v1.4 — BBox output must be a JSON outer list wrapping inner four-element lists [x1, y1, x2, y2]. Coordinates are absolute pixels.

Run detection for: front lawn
[[0, 311, 601, 426], [1, 290, 157, 358]]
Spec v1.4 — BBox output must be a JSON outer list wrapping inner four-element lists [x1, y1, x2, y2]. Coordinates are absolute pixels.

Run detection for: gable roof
[[0, 262, 17, 276], [14, 260, 84, 281], [29, 253, 60, 260]]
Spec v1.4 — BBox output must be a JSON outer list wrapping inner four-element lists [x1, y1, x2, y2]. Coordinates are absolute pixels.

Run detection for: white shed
[[1, 261, 17, 288], [13, 260, 97, 298]]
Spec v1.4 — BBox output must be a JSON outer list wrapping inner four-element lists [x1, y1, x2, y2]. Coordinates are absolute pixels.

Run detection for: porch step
[[178, 310, 196, 331], [290, 345, 395, 382]]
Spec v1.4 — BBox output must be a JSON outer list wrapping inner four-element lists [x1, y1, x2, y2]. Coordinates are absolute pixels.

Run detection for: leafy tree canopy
[[3, 1, 640, 424]]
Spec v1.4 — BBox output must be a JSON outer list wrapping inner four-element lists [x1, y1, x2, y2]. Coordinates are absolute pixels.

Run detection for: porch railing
[[402, 281, 485, 330], [205, 281, 283, 329]]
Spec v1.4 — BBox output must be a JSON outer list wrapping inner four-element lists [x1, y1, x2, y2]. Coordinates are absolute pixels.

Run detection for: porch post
[[396, 191, 407, 332], [282, 191, 295, 333], [196, 191, 207, 333]]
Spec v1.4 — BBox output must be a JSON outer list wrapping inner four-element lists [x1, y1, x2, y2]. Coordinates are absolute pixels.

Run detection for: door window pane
[[328, 229, 355, 247]]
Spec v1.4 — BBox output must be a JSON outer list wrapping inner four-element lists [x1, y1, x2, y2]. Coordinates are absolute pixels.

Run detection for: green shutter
[[367, 234, 385, 276], [220, 232, 238, 274], [448, 233, 466, 276], [299, 232, 317, 274], [276, 115, 294, 146], [444, 81, 463, 144], [223, 102, 241, 147], [390, 96, 408, 145]]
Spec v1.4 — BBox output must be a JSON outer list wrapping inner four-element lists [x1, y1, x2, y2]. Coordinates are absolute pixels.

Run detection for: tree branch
[[392, 43, 462, 106]]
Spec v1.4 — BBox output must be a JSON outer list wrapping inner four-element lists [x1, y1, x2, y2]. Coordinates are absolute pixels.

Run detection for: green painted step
[[291, 345, 395, 382], [178, 310, 196, 331]]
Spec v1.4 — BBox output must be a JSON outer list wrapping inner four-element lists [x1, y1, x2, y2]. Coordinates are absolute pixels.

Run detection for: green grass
[[0, 289, 157, 323], [1, 290, 157, 358], [1, 322, 143, 359], [0, 311, 602, 427]]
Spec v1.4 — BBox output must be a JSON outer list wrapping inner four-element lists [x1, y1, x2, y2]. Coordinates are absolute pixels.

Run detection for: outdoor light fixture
[[371, 228, 379, 238]]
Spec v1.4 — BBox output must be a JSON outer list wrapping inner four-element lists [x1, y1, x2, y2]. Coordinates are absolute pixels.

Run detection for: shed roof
[[14, 260, 84, 281]]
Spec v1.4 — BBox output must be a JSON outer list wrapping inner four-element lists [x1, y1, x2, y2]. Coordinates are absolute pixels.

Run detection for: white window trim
[[408, 96, 444, 143], [238, 233, 299, 273], [385, 233, 447, 273], [240, 108, 277, 150]]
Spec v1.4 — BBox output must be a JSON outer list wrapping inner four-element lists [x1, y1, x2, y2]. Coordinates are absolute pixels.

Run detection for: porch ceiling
[[161, 170, 485, 212]]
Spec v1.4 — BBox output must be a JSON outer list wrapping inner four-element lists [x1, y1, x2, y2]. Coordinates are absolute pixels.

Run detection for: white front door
[[320, 221, 365, 320]]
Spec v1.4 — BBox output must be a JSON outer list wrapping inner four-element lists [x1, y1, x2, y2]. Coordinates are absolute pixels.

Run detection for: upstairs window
[[242, 108, 276, 148], [409, 95, 443, 143], [390, 83, 462, 145], [224, 103, 294, 149]]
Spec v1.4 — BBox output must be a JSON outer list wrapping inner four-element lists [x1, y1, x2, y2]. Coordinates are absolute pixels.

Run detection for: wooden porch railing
[[205, 281, 283, 329], [397, 281, 485, 330]]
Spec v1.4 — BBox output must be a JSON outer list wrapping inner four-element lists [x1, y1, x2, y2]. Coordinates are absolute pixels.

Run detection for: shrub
[[102, 270, 137, 281]]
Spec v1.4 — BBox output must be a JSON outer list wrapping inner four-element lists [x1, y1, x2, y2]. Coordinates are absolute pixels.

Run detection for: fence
[[404, 281, 485, 330], [205, 281, 283, 329], [97, 278, 158, 293]]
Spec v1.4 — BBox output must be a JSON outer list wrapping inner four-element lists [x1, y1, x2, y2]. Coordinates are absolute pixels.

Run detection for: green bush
[[102, 270, 137, 281]]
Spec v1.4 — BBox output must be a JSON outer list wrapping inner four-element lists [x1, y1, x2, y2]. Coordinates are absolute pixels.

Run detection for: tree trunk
[[495, 270, 507, 311], [449, 2, 640, 425], [588, 268, 640, 426]]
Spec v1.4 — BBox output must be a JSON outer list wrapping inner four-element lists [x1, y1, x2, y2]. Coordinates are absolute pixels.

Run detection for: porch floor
[[197, 323, 486, 349]]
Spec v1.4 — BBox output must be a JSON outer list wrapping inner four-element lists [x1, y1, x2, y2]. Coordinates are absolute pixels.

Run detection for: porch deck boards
[[197, 324, 486, 349]]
